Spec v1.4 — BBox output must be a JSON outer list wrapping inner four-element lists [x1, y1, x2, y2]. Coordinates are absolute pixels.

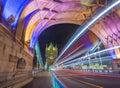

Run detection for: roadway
[[53, 69, 120, 88], [23, 71, 52, 88]]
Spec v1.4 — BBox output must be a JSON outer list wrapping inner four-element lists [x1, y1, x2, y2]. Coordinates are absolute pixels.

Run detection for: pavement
[[22, 71, 52, 88], [53, 69, 120, 88]]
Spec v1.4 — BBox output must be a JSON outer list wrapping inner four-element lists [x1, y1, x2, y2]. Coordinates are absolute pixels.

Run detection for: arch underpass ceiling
[[91, 12, 120, 59], [0, 0, 107, 49], [23, 0, 102, 48], [53, 1, 120, 63]]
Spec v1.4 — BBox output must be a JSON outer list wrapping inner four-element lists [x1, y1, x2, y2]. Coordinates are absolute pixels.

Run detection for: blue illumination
[[50, 71, 66, 88], [30, 20, 48, 48], [23, 9, 40, 29], [55, 1, 120, 63], [82, 36, 93, 49], [53, 0, 62, 3], [2, 0, 32, 28], [35, 40, 44, 67], [109, 49, 116, 59]]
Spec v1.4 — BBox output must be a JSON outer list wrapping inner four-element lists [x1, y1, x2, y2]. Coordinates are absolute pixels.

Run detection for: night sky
[[38, 23, 79, 64]]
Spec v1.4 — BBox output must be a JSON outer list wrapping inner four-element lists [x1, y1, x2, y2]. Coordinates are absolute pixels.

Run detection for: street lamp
[[87, 52, 91, 69], [98, 46, 103, 66]]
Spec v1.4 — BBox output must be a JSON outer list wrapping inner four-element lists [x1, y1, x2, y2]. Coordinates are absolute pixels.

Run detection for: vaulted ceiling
[[1, 0, 108, 48]]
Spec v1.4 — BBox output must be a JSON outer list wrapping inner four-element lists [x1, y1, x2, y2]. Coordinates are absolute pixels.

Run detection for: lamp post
[[87, 52, 90, 69], [98, 46, 102, 66]]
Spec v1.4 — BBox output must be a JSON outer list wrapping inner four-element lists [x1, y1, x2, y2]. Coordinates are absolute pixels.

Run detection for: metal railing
[[50, 70, 66, 88]]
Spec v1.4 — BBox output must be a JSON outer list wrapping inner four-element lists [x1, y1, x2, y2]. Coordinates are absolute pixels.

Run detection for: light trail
[[57, 41, 100, 65], [63, 55, 111, 67], [58, 48, 88, 66], [57, 46, 120, 68], [55, 1, 120, 63], [57, 45, 83, 63], [61, 50, 107, 66]]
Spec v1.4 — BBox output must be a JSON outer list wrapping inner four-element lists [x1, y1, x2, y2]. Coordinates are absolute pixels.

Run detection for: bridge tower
[[45, 43, 58, 69]]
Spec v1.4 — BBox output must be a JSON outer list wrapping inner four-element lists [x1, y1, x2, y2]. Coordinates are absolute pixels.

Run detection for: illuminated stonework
[[91, 12, 120, 59], [45, 43, 58, 66]]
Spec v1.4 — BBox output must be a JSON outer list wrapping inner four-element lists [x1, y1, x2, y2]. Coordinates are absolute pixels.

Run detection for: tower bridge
[[0, 0, 120, 88]]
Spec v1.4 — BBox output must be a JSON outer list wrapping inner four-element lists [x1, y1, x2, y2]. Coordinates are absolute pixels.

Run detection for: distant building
[[45, 43, 58, 69]]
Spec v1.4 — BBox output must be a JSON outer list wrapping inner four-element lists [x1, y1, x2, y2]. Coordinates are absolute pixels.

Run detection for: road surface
[[53, 69, 120, 88], [23, 71, 52, 88]]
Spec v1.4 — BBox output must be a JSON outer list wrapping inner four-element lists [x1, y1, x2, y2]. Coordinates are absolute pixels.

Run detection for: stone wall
[[0, 24, 34, 87]]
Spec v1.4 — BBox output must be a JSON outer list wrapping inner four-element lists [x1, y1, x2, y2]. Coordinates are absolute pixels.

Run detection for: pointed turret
[[48, 43, 54, 50], [45, 42, 58, 57], [45, 42, 58, 67]]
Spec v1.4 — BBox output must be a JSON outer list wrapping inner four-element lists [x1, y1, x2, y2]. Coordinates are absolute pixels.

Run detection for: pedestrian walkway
[[22, 71, 52, 88]]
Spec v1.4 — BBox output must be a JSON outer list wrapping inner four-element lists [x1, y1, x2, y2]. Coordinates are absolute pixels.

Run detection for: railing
[[0, 71, 32, 88], [73, 69, 120, 75], [32, 69, 43, 77], [50, 70, 66, 88]]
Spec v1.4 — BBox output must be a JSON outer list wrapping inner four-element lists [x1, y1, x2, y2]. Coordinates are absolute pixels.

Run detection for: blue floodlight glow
[[35, 40, 44, 67], [55, 1, 120, 63], [2, 0, 32, 28], [23, 9, 40, 29], [30, 20, 48, 48]]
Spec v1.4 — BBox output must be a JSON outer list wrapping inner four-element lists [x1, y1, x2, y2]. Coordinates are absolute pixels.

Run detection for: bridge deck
[[22, 71, 52, 88]]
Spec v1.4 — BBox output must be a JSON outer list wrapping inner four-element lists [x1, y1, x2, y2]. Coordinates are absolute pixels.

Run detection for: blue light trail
[[57, 45, 120, 68], [57, 45, 83, 63], [55, 1, 120, 63]]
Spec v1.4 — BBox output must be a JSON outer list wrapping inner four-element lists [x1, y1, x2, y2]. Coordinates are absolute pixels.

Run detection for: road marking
[[78, 80, 103, 88], [81, 76, 95, 81]]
